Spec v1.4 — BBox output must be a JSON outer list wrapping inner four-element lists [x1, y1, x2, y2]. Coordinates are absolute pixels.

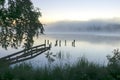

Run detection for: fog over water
[[45, 20, 120, 33], [22, 20, 120, 67], [1, 20, 120, 67]]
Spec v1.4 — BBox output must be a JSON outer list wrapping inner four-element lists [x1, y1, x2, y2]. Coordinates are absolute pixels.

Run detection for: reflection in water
[[45, 51, 71, 64], [46, 33, 120, 45], [45, 51, 55, 63], [1, 33, 120, 66], [28, 33, 120, 66]]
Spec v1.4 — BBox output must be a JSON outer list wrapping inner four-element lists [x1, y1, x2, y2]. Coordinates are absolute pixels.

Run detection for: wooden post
[[59, 40, 61, 47], [65, 40, 67, 46], [72, 40, 75, 47], [45, 40, 46, 46], [47, 40, 49, 45], [55, 40, 58, 46]]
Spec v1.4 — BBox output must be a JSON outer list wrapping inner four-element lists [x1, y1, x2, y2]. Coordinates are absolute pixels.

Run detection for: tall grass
[[0, 57, 120, 80]]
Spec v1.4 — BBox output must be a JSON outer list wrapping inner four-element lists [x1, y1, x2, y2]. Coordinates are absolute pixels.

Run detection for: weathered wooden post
[[44, 40, 46, 46], [72, 40, 75, 47], [59, 40, 61, 47], [65, 40, 67, 46], [55, 40, 58, 46], [47, 40, 49, 45], [30, 48, 33, 56]]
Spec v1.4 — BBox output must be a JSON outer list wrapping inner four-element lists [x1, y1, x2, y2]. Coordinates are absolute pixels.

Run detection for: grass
[[0, 57, 120, 80]]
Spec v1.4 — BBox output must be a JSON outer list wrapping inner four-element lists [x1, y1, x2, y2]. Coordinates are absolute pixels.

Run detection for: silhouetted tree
[[0, 0, 43, 49], [107, 49, 120, 80]]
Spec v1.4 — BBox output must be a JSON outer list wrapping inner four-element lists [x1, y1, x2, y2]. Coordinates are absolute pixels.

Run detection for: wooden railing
[[0, 44, 51, 65]]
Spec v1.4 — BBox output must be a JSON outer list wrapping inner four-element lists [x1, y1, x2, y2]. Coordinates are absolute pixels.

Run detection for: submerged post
[[72, 40, 75, 47]]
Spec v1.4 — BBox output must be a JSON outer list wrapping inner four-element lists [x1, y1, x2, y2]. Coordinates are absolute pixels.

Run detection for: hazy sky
[[32, 0, 120, 24]]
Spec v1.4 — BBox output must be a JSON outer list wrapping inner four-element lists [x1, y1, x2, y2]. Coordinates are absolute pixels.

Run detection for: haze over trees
[[0, 0, 43, 49], [45, 20, 120, 33]]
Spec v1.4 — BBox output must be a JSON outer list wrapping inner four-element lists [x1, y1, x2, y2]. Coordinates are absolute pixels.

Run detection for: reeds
[[0, 56, 119, 80]]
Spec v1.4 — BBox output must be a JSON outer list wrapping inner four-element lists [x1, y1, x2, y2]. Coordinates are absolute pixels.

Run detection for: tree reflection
[[0, 0, 43, 49], [45, 51, 71, 63]]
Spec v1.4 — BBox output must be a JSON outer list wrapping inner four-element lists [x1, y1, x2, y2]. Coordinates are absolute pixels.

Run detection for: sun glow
[[34, 0, 120, 24]]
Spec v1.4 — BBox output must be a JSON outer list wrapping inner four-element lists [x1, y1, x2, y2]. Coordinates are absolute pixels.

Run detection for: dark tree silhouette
[[107, 49, 120, 80], [0, 0, 44, 49]]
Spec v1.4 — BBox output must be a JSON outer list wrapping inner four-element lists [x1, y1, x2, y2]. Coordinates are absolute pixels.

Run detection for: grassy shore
[[0, 56, 120, 80]]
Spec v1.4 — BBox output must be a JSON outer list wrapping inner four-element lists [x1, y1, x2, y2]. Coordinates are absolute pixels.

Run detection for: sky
[[32, 0, 120, 24]]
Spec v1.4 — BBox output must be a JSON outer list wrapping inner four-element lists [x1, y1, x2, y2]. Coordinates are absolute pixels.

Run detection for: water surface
[[1, 32, 120, 67]]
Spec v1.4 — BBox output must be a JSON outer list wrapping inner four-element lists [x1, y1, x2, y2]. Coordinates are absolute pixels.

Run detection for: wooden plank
[[5, 47, 47, 61], [10, 49, 49, 64], [0, 44, 46, 59], [0, 45, 51, 65]]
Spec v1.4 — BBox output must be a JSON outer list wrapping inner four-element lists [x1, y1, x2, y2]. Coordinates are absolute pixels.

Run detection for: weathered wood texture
[[0, 44, 51, 65]]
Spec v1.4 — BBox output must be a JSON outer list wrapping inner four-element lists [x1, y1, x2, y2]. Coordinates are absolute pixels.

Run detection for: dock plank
[[0, 44, 51, 65]]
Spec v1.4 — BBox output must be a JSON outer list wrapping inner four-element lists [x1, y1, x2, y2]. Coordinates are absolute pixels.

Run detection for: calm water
[[1, 32, 120, 67]]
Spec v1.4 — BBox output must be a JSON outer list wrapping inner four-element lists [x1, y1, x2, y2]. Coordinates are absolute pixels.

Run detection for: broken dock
[[0, 44, 51, 65]]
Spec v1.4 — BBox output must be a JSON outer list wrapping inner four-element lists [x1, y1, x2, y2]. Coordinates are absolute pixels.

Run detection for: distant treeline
[[45, 20, 120, 32]]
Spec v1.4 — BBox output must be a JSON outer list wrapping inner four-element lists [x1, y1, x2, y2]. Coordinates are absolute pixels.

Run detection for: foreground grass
[[0, 57, 120, 80]]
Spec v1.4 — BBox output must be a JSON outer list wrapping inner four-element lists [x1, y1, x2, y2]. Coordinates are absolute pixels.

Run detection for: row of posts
[[44, 40, 76, 47]]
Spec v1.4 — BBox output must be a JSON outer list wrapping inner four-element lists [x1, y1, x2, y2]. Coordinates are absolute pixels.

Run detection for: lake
[[0, 32, 120, 67]]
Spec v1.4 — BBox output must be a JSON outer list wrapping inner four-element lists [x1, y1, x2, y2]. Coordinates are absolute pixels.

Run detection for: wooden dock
[[0, 44, 51, 65]]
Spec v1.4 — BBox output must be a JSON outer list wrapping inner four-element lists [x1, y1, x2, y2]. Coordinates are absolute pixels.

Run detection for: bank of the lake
[[0, 56, 120, 80]]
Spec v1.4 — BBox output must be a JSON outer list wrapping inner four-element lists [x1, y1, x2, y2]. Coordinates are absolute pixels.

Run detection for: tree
[[107, 49, 120, 80], [0, 0, 44, 49]]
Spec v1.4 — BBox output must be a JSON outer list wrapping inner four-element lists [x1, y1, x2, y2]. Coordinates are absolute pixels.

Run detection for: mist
[[44, 19, 120, 34]]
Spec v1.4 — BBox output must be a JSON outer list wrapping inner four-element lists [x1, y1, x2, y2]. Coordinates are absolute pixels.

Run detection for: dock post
[[65, 40, 67, 46], [45, 40, 46, 46], [59, 40, 61, 47], [47, 40, 49, 45], [55, 40, 58, 46]]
